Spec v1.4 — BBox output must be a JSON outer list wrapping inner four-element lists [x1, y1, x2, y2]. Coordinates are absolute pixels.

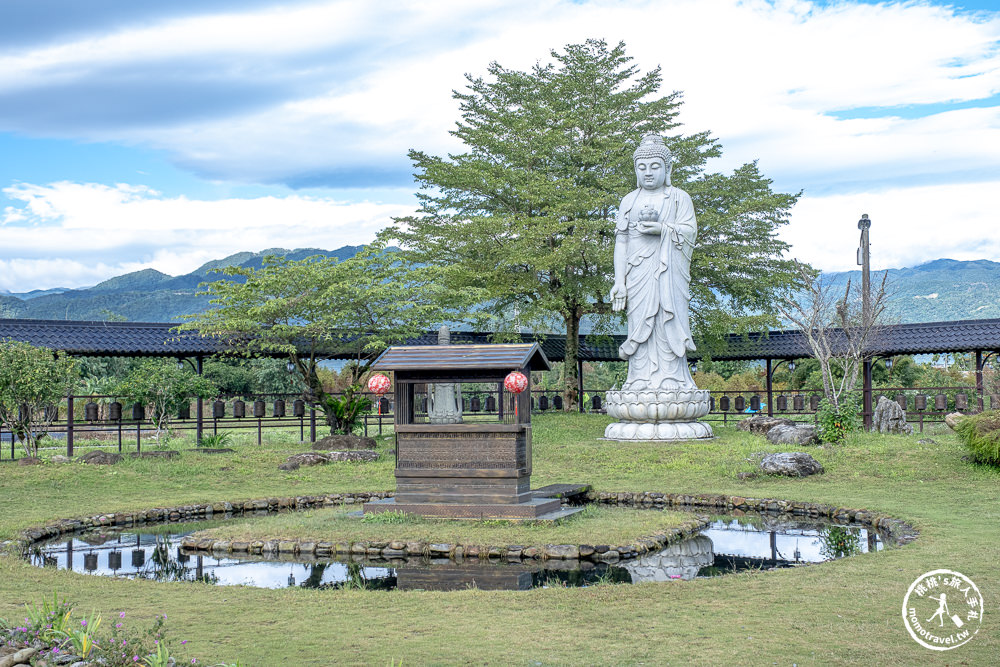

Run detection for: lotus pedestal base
[[603, 389, 714, 442]]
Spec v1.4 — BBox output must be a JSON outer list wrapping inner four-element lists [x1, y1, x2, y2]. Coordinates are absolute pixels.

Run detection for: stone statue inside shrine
[[427, 326, 463, 424], [604, 134, 712, 441]]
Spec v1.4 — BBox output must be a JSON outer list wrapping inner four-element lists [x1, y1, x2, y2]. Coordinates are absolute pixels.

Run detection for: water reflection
[[623, 535, 715, 582], [33, 533, 221, 585], [28, 512, 886, 591]]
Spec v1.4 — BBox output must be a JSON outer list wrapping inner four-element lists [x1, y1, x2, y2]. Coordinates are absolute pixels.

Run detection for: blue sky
[[1, 0, 998, 292]]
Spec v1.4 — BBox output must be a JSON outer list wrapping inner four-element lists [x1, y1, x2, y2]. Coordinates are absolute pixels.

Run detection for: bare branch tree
[[778, 262, 891, 410]]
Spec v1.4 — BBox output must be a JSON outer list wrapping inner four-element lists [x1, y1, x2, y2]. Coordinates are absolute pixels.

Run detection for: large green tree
[[385, 39, 800, 410], [181, 243, 475, 434]]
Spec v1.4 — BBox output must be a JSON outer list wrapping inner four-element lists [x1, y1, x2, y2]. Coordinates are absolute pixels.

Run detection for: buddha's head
[[633, 133, 672, 190]]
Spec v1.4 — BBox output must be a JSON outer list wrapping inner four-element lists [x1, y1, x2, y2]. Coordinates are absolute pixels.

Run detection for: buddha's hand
[[637, 219, 663, 235], [611, 282, 627, 311]]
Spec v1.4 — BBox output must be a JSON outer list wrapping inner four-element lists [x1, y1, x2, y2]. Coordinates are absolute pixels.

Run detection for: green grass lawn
[[1, 413, 997, 665], [193, 504, 695, 548]]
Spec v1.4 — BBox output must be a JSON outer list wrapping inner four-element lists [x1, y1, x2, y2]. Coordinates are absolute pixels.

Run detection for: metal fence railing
[[362, 385, 988, 431], [0, 392, 399, 461], [3, 385, 990, 460]]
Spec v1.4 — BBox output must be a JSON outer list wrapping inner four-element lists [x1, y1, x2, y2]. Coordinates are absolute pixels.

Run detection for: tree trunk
[[563, 310, 581, 411]]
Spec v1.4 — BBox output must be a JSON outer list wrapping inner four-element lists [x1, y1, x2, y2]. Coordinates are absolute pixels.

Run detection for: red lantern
[[504, 371, 528, 394], [367, 373, 391, 417], [504, 371, 528, 418], [367, 374, 391, 396]]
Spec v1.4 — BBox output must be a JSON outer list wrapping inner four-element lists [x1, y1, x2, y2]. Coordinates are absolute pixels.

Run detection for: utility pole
[[858, 214, 871, 325], [858, 214, 873, 429]]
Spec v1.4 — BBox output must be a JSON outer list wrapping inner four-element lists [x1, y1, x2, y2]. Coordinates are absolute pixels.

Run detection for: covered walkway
[[2, 316, 999, 427]]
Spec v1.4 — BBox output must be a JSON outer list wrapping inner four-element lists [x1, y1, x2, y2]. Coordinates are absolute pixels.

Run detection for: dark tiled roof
[[873, 318, 1000, 356], [372, 343, 551, 372], [0, 319, 228, 357], [1, 317, 998, 362], [706, 318, 1000, 360]]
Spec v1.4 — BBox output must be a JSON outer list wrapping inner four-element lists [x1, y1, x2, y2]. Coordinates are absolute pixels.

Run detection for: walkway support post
[[976, 350, 984, 412], [196, 355, 204, 445], [66, 392, 74, 457], [765, 358, 774, 417], [578, 359, 585, 413], [862, 358, 873, 430]]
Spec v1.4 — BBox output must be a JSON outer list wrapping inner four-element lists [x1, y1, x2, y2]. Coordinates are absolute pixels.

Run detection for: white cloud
[[783, 179, 1000, 272], [1, 0, 997, 192], [0, 181, 415, 292], [0, 0, 999, 282], [4, 173, 995, 295]]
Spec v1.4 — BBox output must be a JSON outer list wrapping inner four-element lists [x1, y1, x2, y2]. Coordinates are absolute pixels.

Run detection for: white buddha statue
[[604, 134, 712, 441]]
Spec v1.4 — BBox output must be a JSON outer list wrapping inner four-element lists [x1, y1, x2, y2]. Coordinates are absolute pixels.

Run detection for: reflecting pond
[[27, 511, 887, 591]]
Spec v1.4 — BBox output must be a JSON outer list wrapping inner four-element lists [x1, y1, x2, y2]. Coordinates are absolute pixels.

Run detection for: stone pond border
[[4, 490, 919, 566]]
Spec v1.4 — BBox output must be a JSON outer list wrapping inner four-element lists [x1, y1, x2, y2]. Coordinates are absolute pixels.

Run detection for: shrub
[[113, 359, 216, 441], [816, 396, 861, 444], [361, 510, 412, 525], [954, 410, 1000, 465], [0, 340, 78, 457], [198, 431, 233, 448], [0, 595, 242, 666]]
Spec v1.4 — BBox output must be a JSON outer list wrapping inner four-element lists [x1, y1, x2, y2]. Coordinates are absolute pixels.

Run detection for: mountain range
[[2, 251, 999, 325], [0, 246, 363, 322], [821, 258, 1000, 324]]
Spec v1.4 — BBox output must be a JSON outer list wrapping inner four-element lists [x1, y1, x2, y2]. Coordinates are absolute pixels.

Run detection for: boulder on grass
[[765, 423, 819, 446], [945, 412, 966, 431], [872, 396, 913, 435], [78, 450, 122, 465], [326, 450, 378, 462], [16, 456, 43, 466], [737, 415, 796, 435], [279, 452, 331, 471], [312, 434, 376, 450], [760, 452, 824, 477], [279, 450, 379, 470]]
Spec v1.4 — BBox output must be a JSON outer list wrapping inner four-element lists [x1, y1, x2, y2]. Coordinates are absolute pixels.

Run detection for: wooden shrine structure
[[362, 343, 565, 519]]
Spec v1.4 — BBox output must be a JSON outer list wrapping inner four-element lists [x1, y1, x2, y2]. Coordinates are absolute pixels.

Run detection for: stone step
[[531, 483, 591, 500]]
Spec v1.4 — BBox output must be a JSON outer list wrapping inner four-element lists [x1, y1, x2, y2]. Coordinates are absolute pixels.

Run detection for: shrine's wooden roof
[[371, 343, 552, 372]]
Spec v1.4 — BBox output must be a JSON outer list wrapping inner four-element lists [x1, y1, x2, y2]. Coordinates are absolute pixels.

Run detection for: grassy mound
[[954, 409, 1000, 464], [190, 504, 693, 547]]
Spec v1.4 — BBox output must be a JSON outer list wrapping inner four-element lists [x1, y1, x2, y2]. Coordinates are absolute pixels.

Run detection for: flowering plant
[[816, 397, 860, 444]]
